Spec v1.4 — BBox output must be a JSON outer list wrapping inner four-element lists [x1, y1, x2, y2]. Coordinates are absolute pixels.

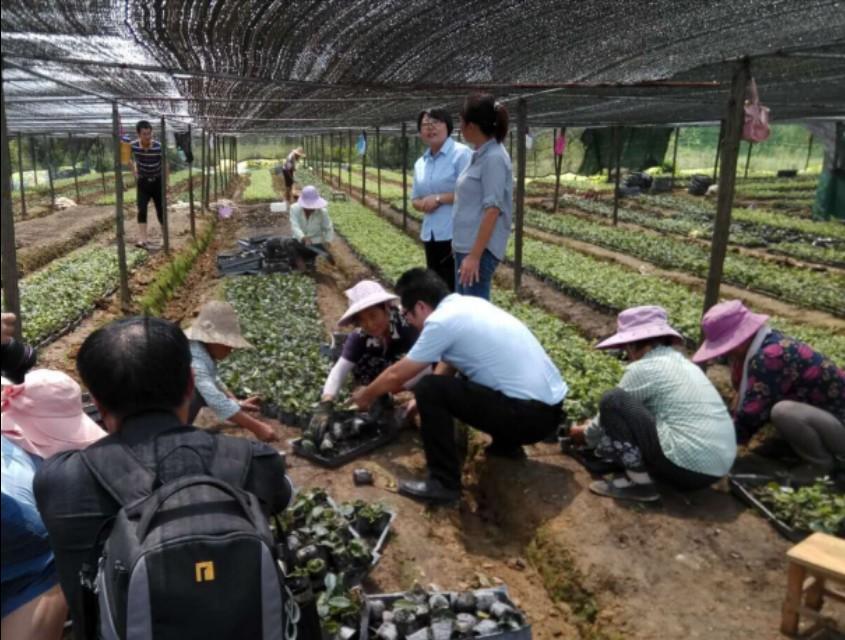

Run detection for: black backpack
[[80, 431, 298, 640]]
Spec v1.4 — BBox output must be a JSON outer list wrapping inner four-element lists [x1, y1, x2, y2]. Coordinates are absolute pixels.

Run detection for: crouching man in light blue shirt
[[352, 268, 567, 504]]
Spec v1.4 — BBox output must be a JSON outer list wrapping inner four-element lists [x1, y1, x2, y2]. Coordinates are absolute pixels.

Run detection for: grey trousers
[[770, 400, 845, 470]]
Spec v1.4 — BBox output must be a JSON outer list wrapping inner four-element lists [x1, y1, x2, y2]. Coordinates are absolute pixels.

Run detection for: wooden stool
[[781, 532, 845, 636]]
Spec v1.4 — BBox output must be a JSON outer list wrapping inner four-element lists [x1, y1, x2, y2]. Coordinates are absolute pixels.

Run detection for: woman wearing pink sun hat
[[570, 306, 736, 503], [1, 369, 105, 639], [693, 300, 845, 476]]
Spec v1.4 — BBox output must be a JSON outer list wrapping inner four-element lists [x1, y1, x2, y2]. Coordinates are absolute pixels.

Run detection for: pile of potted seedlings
[[362, 585, 530, 640], [279, 488, 377, 590]]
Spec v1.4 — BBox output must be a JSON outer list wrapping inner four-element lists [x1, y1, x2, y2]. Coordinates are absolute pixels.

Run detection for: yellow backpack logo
[[195, 561, 215, 582]]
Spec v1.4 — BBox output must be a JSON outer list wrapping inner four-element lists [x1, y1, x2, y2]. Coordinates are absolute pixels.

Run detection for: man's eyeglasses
[[401, 306, 414, 320]]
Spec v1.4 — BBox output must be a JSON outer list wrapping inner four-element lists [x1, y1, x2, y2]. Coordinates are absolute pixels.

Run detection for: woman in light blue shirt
[[452, 94, 513, 300], [411, 108, 472, 291]]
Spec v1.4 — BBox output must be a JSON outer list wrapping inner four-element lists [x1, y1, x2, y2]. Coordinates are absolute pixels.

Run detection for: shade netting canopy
[[2, 0, 844, 134]]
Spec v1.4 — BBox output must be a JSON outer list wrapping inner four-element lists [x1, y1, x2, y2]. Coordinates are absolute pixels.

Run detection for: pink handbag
[[554, 132, 567, 156], [742, 78, 770, 143]]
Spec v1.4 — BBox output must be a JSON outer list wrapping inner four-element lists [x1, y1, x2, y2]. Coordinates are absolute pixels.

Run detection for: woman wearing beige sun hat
[[185, 301, 277, 442]]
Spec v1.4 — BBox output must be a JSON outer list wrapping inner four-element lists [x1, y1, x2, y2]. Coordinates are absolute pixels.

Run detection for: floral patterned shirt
[[734, 330, 845, 441]]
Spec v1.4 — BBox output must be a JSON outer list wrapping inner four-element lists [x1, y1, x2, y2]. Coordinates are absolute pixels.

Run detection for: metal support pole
[[188, 124, 195, 239], [46, 135, 55, 210], [376, 126, 382, 214], [612, 126, 623, 226], [29, 135, 38, 185], [712, 119, 725, 181], [99, 138, 107, 194], [320, 134, 325, 181], [69, 133, 80, 202], [670, 127, 680, 189], [160, 116, 170, 254], [347, 129, 352, 193], [744, 141, 753, 179], [552, 126, 565, 214], [111, 103, 130, 310], [213, 134, 219, 201], [16, 131, 27, 219], [361, 131, 367, 205], [200, 128, 206, 210], [1, 68, 22, 335], [401, 121, 408, 231], [704, 60, 750, 314], [804, 134, 814, 172], [514, 98, 528, 292]]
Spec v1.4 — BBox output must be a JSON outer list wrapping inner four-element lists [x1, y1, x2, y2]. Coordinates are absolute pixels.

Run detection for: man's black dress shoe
[[398, 477, 460, 503]]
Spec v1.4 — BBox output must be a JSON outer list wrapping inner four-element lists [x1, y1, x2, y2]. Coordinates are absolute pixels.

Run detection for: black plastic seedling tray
[[359, 586, 531, 640], [292, 423, 398, 469], [728, 474, 809, 543]]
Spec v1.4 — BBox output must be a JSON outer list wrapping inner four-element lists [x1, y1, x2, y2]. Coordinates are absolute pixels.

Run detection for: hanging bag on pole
[[741, 78, 770, 143]]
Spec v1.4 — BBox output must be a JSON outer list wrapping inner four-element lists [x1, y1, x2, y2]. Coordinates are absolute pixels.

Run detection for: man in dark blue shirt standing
[[129, 120, 163, 249]]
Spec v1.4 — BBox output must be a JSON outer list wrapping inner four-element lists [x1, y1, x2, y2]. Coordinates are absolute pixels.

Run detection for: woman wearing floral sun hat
[[570, 306, 736, 502], [693, 300, 845, 477]]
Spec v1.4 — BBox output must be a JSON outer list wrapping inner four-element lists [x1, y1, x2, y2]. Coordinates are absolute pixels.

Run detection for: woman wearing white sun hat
[[307, 280, 423, 439], [289, 185, 334, 269]]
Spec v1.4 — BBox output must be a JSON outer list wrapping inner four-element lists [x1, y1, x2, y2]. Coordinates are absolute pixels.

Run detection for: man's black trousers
[[413, 374, 562, 489]]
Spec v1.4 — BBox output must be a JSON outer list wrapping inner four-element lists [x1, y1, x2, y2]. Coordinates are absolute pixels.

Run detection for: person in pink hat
[[307, 280, 421, 440], [2, 369, 104, 639], [289, 185, 334, 270], [2, 369, 106, 459], [570, 306, 736, 502], [693, 300, 844, 477]]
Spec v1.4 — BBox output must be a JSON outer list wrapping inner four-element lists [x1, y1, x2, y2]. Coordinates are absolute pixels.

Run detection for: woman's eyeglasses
[[420, 120, 443, 129]]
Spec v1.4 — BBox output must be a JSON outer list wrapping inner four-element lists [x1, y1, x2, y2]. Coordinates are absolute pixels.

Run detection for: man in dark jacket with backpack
[[34, 317, 294, 640]]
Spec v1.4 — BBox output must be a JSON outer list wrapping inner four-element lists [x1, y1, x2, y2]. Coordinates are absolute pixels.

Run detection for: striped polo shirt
[[130, 139, 162, 179]]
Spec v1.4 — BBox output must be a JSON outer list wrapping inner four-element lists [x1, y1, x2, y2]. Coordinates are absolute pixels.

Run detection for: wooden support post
[[362, 131, 367, 205], [188, 124, 195, 239], [1, 69, 22, 335], [671, 127, 680, 189], [703, 61, 750, 314], [713, 119, 725, 181], [29, 135, 38, 185], [401, 121, 409, 231], [552, 127, 565, 214], [160, 116, 170, 254], [111, 103, 130, 311], [805, 134, 814, 172], [46, 136, 56, 210], [744, 141, 753, 179], [347, 129, 353, 193], [376, 126, 382, 214], [16, 131, 27, 219], [514, 98, 528, 292], [612, 125, 623, 226]]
